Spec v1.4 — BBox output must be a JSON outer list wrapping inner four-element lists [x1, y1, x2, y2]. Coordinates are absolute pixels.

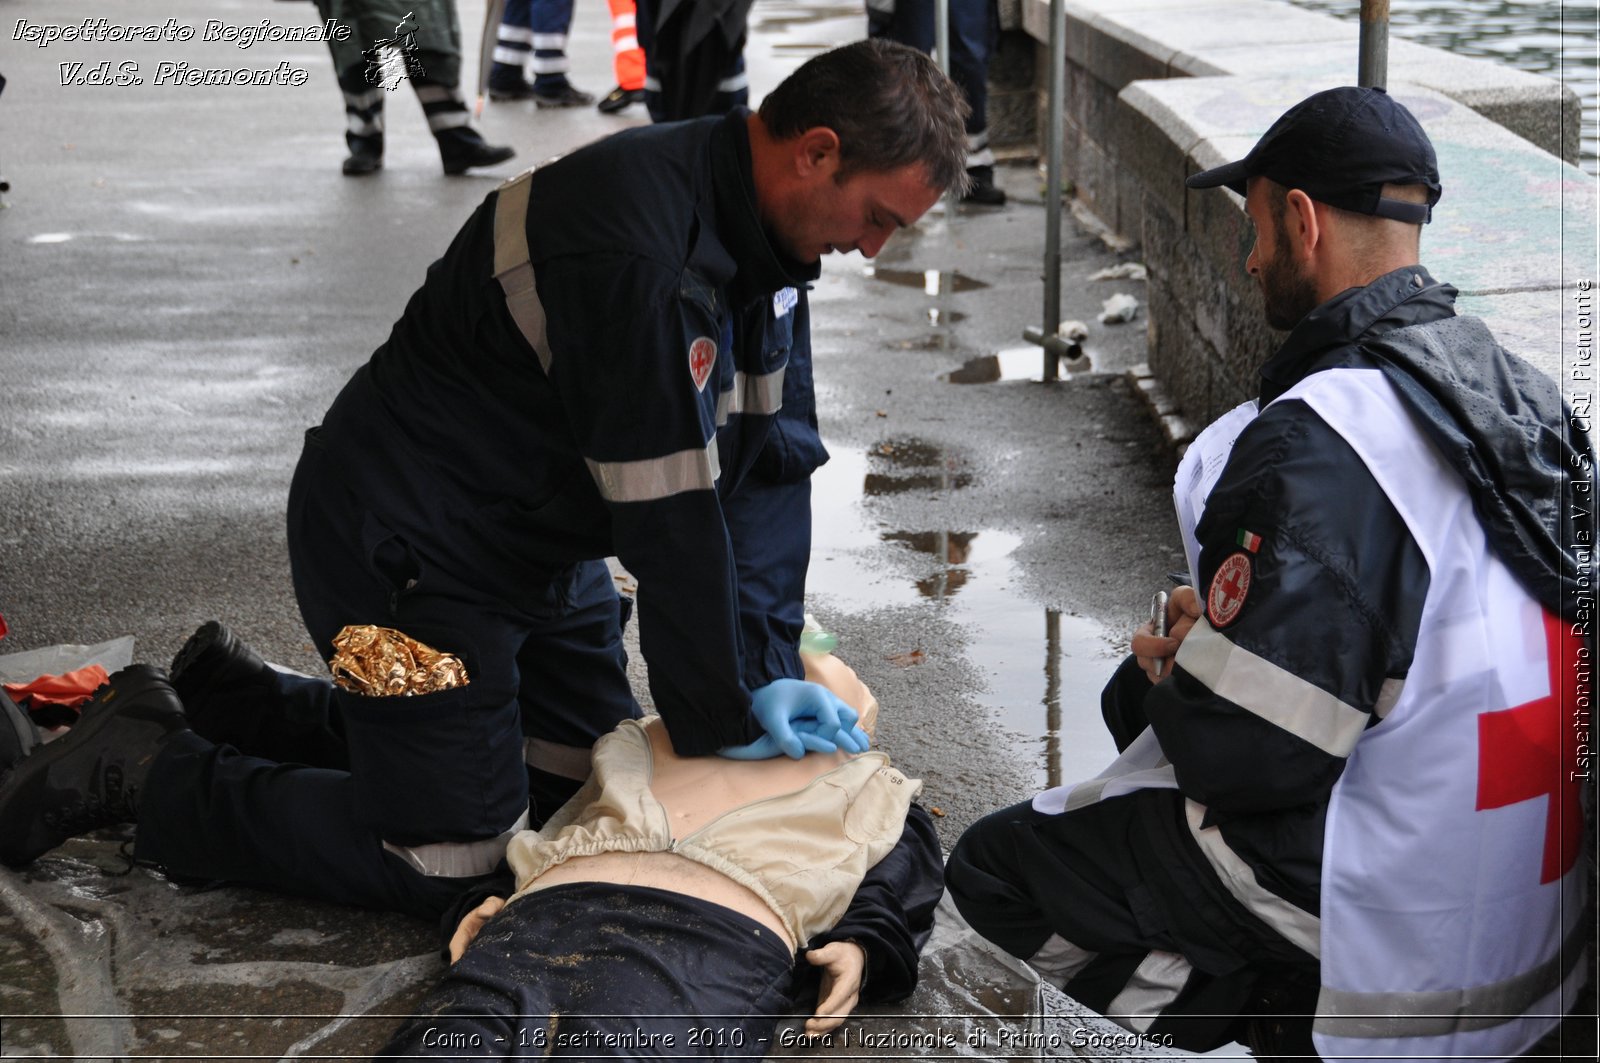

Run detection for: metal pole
[[1358, 0, 1390, 89], [935, 0, 951, 75], [1022, 0, 1070, 380]]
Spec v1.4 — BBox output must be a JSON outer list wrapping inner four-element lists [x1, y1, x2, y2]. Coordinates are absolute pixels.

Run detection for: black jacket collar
[[709, 110, 818, 303], [1258, 265, 1457, 404]]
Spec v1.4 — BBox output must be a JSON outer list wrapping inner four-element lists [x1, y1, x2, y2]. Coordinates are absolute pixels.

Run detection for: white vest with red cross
[[1278, 367, 1587, 1062]]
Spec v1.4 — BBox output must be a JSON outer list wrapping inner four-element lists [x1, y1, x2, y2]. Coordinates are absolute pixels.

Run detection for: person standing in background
[[599, 0, 648, 114], [313, 0, 515, 175], [866, 0, 1006, 205], [487, 0, 596, 107]]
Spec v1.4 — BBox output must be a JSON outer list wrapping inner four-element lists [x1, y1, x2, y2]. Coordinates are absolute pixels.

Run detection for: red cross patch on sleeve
[[688, 336, 717, 392], [1207, 551, 1252, 628]]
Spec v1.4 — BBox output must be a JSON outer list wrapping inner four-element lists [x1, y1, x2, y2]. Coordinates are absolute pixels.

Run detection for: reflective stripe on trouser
[[945, 792, 1319, 1053]]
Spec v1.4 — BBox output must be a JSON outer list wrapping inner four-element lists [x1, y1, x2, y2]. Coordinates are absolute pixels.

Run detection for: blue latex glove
[[719, 679, 871, 760]]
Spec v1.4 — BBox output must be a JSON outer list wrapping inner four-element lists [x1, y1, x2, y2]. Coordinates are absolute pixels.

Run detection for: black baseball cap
[[1186, 86, 1442, 223]]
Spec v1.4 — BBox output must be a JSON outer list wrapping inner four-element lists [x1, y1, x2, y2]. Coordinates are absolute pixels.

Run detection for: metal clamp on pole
[[1023, 0, 1070, 380], [1359, 0, 1390, 89]]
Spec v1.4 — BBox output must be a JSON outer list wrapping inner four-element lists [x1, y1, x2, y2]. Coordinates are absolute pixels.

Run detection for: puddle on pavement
[[809, 443, 1123, 788], [865, 266, 991, 294], [945, 345, 1094, 384]]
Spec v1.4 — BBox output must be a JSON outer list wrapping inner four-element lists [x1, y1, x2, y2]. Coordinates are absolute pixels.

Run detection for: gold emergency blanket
[[329, 625, 469, 697]]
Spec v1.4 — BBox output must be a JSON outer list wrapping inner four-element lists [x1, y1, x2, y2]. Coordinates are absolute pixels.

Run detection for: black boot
[[436, 127, 516, 176], [1, 686, 41, 788], [0, 664, 187, 868], [170, 621, 269, 742], [341, 133, 383, 176], [961, 165, 1007, 206], [597, 85, 645, 114], [169, 621, 347, 767]]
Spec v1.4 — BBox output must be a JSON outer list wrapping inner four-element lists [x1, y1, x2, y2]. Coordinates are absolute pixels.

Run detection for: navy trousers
[[135, 431, 641, 920], [377, 883, 797, 1059]]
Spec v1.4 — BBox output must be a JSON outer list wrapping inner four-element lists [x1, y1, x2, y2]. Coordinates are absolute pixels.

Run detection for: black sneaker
[[436, 128, 516, 175], [488, 78, 538, 102], [961, 165, 1007, 206], [533, 82, 595, 109], [0, 664, 188, 868], [597, 85, 646, 114], [341, 143, 383, 176]]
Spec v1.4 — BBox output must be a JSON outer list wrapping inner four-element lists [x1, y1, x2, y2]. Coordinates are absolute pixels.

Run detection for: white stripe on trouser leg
[[493, 45, 529, 66], [498, 27, 535, 45], [413, 84, 461, 105], [1105, 950, 1192, 1034], [346, 113, 383, 136], [382, 808, 530, 877], [615, 13, 636, 30], [344, 86, 386, 110], [427, 111, 471, 131], [612, 34, 638, 53], [531, 34, 568, 49], [1028, 933, 1099, 989], [528, 56, 570, 75]]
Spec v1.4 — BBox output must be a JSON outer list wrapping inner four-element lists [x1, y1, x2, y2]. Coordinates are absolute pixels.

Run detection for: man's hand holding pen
[[1131, 585, 1201, 683]]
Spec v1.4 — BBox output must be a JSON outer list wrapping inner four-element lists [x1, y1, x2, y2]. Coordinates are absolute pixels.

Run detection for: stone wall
[[1012, 0, 1593, 434]]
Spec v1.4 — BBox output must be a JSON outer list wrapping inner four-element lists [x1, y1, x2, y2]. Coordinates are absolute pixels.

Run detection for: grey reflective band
[[714, 368, 785, 426], [492, 171, 553, 374], [1029, 933, 1099, 989], [1314, 917, 1590, 1038], [523, 737, 594, 782], [1185, 799, 1322, 956], [382, 808, 530, 878], [1177, 618, 1369, 757], [1105, 951, 1191, 1034], [586, 440, 719, 503]]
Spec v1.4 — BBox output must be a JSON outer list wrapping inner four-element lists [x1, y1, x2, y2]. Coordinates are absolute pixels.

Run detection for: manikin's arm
[[803, 940, 868, 1034], [448, 896, 506, 963]]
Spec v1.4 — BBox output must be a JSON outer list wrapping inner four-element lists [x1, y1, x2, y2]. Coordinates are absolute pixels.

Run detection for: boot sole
[[0, 666, 184, 867]]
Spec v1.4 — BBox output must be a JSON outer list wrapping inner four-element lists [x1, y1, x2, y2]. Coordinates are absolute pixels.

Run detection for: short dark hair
[[759, 38, 970, 194]]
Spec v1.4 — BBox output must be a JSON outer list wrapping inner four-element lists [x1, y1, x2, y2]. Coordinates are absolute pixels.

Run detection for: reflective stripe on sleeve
[[714, 368, 785, 425], [1176, 617, 1370, 757], [382, 808, 530, 878], [492, 171, 552, 374], [586, 439, 719, 503]]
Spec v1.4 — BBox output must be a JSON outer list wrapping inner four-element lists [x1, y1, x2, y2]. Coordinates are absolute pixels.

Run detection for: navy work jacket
[[317, 111, 827, 755]]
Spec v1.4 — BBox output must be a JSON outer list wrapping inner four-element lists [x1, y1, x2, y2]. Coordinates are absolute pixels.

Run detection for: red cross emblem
[[1207, 552, 1252, 628], [688, 336, 717, 392], [1476, 611, 1585, 885]]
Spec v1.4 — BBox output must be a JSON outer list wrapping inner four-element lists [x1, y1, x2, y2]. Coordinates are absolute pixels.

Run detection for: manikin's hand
[[1131, 585, 1201, 683], [719, 679, 870, 760], [803, 940, 867, 1036], [447, 895, 505, 964]]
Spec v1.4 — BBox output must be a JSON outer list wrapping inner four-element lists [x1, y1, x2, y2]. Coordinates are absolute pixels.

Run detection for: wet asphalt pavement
[[0, 0, 1183, 1056]]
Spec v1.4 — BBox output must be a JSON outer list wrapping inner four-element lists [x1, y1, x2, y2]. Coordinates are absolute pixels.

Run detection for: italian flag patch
[[1236, 529, 1262, 553]]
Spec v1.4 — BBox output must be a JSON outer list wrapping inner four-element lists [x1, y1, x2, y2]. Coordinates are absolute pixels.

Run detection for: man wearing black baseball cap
[[949, 86, 1591, 1062]]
